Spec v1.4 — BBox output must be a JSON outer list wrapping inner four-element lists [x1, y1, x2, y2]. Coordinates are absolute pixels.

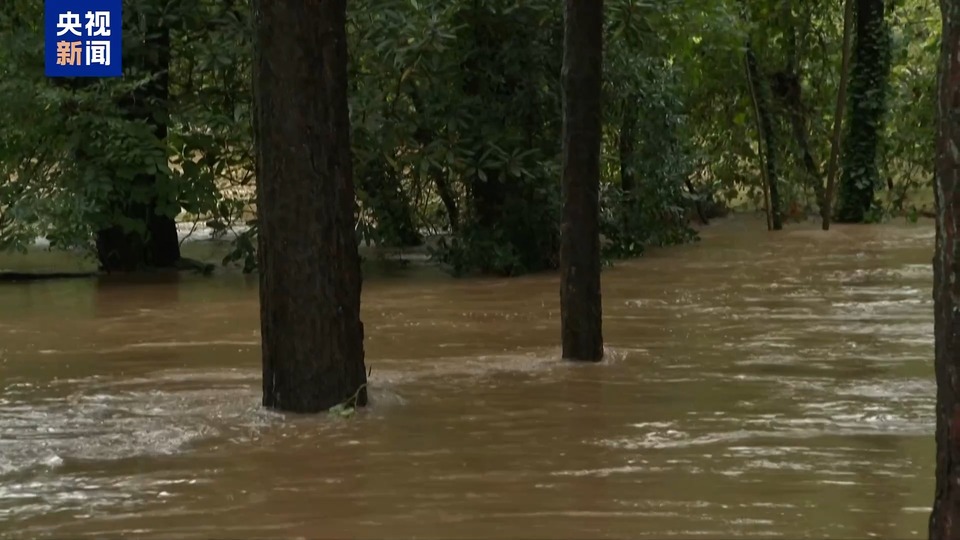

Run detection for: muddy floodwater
[[0, 215, 937, 538]]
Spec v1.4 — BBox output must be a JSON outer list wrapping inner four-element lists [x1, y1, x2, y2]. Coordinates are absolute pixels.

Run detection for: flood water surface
[[0, 216, 937, 538]]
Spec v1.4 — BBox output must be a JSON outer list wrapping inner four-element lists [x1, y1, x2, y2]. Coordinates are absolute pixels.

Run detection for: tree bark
[[252, 0, 368, 413], [930, 0, 960, 535], [96, 2, 181, 271], [835, 0, 890, 223], [560, 0, 604, 362]]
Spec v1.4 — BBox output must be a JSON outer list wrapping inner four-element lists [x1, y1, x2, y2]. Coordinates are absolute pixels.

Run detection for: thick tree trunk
[[96, 5, 180, 271], [930, 1, 960, 536], [252, 0, 368, 413], [836, 0, 890, 223], [559, 0, 604, 362], [745, 41, 783, 231]]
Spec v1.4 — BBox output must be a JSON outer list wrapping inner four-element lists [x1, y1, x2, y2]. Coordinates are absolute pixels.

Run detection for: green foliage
[[0, 0, 251, 262], [329, 383, 368, 418], [879, 2, 938, 216], [0, 0, 941, 273]]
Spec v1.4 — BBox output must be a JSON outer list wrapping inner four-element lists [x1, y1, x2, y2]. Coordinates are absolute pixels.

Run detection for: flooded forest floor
[[0, 213, 938, 539]]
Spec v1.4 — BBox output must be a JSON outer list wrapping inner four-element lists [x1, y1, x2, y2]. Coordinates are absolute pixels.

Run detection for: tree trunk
[[252, 0, 368, 413], [835, 0, 890, 223], [822, 0, 856, 230], [96, 3, 180, 271], [929, 0, 960, 535], [745, 41, 784, 231], [560, 0, 604, 362]]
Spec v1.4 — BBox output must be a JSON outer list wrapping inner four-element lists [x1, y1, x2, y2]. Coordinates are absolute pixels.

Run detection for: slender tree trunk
[[96, 3, 180, 271], [745, 41, 783, 231], [930, 0, 960, 535], [835, 0, 891, 223], [822, 0, 856, 230], [252, 0, 368, 413], [560, 0, 604, 362]]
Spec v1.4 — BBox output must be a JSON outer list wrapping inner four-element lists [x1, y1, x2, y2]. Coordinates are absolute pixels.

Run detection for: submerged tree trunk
[[96, 4, 180, 271], [253, 0, 368, 413], [560, 0, 604, 362], [930, 1, 960, 536], [822, 0, 856, 230], [745, 41, 783, 231], [836, 0, 890, 223]]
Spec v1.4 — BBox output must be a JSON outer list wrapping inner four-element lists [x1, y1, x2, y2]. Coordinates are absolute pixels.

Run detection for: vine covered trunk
[[836, 0, 890, 223]]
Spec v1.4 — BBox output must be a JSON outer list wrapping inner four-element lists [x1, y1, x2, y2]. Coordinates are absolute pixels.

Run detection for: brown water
[[0, 215, 937, 538]]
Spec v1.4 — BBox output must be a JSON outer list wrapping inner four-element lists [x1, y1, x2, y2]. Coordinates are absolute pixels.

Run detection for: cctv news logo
[[45, 0, 122, 77]]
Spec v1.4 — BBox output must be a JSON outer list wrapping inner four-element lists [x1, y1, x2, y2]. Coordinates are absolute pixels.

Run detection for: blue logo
[[44, 0, 122, 77]]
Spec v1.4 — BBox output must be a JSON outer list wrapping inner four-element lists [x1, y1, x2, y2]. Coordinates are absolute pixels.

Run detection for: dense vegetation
[[0, 0, 941, 275]]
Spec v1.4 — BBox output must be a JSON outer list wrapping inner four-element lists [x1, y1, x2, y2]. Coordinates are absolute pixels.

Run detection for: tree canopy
[[0, 0, 941, 274]]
